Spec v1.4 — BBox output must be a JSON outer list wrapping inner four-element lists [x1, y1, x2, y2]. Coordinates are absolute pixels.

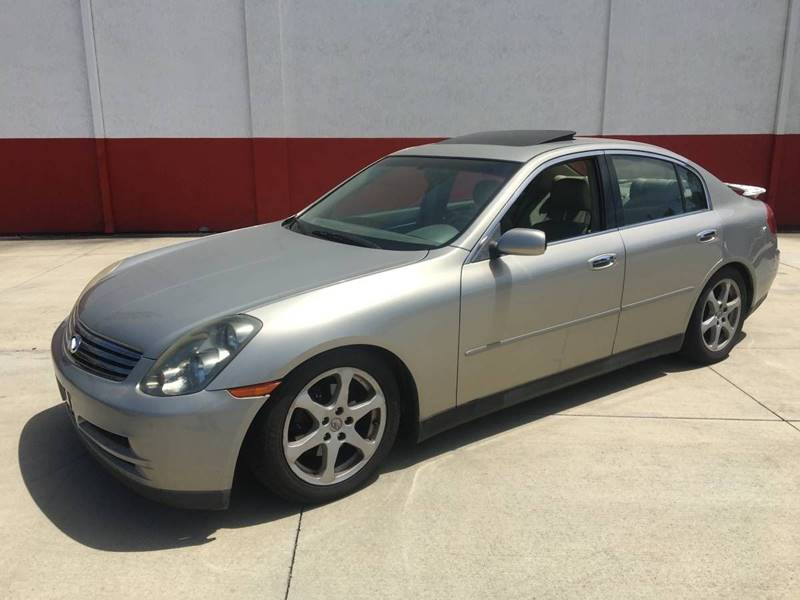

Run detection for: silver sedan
[[51, 130, 779, 508]]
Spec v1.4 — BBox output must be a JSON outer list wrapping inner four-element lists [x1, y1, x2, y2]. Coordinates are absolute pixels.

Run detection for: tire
[[681, 267, 747, 364], [246, 348, 400, 504]]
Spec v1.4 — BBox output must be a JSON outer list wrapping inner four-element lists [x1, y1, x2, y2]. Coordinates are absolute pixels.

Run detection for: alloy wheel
[[700, 278, 742, 352], [282, 367, 386, 486]]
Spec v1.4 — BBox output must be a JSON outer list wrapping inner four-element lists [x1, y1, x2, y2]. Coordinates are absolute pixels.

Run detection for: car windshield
[[286, 155, 521, 250]]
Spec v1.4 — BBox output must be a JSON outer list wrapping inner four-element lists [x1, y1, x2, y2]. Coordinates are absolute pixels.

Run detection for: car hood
[[77, 222, 428, 358]]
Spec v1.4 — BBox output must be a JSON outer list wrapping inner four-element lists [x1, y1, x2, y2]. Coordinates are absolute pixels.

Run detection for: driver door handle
[[697, 229, 718, 243], [589, 253, 617, 270]]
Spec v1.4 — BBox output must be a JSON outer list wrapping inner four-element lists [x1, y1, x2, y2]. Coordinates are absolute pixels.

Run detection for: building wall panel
[[1, 0, 798, 233], [604, 0, 789, 134], [279, 0, 609, 136], [90, 0, 251, 137], [0, 0, 93, 138], [0, 139, 104, 233], [106, 138, 256, 232]]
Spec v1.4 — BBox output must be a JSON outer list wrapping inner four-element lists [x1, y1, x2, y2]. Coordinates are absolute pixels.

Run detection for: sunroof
[[439, 130, 576, 147]]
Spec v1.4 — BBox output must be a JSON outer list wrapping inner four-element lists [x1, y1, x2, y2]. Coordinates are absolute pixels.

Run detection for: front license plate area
[[56, 378, 74, 417]]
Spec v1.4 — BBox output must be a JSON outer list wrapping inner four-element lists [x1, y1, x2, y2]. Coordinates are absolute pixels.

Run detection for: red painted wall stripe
[[0, 135, 796, 235], [0, 139, 105, 233]]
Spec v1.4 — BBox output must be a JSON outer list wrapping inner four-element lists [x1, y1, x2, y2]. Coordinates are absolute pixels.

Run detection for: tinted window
[[501, 157, 602, 243], [676, 165, 708, 212], [611, 156, 684, 225], [293, 156, 520, 250]]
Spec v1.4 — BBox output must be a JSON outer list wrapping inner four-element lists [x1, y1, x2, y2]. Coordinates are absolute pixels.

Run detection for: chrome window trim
[[602, 149, 714, 232], [613, 206, 713, 232], [466, 149, 610, 263]]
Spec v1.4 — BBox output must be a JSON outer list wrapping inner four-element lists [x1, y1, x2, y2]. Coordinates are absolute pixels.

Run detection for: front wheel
[[681, 267, 747, 364], [246, 349, 400, 504]]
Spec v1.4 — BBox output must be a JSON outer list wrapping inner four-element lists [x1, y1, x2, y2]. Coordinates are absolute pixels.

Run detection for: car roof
[[391, 131, 679, 164]]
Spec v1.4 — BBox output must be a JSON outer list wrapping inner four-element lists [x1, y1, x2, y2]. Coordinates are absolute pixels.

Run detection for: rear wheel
[[246, 349, 400, 504], [681, 267, 746, 363]]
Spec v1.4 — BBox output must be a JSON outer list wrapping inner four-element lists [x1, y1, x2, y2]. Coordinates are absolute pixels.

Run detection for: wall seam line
[[80, 0, 115, 233], [277, 0, 293, 211], [242, 0, 260, 225], [766, 0, 797, 213], [598, 0, 613, 135], [773, 0, 796, 135]]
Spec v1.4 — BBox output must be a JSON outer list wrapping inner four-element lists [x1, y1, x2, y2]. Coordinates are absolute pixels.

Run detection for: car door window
[[610, 155, 687, 225], [501, 157, 603, 243], [676, 164, 708, 212]]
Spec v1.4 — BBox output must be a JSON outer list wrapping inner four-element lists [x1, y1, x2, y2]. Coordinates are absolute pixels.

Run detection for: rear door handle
[[697, 229, 717, 243], [589, 253, 617, 270]]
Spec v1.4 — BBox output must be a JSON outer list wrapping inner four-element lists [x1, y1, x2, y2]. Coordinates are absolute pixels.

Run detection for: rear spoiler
[[725, 183, 766, 200]]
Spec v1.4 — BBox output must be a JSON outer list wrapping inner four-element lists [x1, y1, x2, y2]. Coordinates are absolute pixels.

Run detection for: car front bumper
[[51, 320, 267, 510]]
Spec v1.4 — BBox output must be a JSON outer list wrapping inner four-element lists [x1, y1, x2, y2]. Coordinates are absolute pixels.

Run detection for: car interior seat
[[532, 176, 592, 241], [625, 178, 682, 223]]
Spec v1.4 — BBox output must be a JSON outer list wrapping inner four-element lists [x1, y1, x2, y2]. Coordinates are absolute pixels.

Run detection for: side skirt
[[418, 334, 684, 441]]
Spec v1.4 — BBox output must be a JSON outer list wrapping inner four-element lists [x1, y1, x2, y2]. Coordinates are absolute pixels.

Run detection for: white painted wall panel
[[781, 0, 800, 133], [0, 0, 92, 137], [603, 0, 788, 134], [2, 0, 797, 138], [91, 0, 251, 137], [278, 0, 609, 137], [244, 0, 287, 137]]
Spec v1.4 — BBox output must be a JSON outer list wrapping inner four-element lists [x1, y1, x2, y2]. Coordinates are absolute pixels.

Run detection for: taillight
[[765, 203, 777, 235]]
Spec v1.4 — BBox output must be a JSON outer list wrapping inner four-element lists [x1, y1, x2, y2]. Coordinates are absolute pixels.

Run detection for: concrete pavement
[[1, 234, 798, 599]]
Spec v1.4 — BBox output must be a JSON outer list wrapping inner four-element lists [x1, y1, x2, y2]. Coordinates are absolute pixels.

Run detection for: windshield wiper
[[309, 229, 381, 249]]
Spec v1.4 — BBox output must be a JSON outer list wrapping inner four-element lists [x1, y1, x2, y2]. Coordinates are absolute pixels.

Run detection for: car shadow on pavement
[[18, 353, 704, 552], [18, 404, 298, 552], [384, 353, 702, 471]]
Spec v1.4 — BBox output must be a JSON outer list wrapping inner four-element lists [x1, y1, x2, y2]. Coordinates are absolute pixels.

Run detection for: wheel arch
[[237, 343, 421, 461], [680, 259, 755, 339], [722, 261, 755, 316], [340, 344, 420, 438]]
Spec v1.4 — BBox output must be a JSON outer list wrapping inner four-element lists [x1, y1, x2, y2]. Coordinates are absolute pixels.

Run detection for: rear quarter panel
[[705, 172, 779, 308]]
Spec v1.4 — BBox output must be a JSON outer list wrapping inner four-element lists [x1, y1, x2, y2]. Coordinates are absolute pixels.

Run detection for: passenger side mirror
[[491, 228, 547, 257]]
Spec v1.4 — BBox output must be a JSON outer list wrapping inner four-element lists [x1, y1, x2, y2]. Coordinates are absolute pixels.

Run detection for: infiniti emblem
[[69, 335, 82, 354]]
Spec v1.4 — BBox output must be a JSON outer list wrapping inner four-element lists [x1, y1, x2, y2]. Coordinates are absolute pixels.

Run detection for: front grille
[[64, 311, 142, 381]]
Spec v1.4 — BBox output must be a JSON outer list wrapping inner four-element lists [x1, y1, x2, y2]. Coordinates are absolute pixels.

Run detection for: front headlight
[[141, 315, 262, 397]]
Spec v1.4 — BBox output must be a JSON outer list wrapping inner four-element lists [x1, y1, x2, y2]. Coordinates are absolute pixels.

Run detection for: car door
[[457, 154, 626, 404], [608, 152, 723, 353]]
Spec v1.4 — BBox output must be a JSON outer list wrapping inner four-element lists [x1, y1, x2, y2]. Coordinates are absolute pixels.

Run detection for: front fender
[[208, 248, 467, 422]]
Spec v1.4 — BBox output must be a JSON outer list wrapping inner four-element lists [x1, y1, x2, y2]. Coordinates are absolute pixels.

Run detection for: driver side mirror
[[491, 228, 547, 258]]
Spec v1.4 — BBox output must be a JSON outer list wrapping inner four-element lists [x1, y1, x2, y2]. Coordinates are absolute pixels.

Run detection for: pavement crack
[[0, 245, 101, 298], [709, 366, 800, 433], [284, 506, 304, 600], [1, 348, 49, 354], [551, 412, 780, 423]]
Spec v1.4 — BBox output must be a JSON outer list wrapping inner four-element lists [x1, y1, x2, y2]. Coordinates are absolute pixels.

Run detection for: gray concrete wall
[[1, 0, 797, 138], [0, 0, 93, 137], [90, 0, 253, 137], [603, 0, 789, 135]]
